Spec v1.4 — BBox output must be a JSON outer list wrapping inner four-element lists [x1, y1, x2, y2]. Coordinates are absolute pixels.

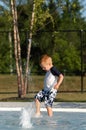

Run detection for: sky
[[80, 0, 86, 18], [0, 0, 86, 18]]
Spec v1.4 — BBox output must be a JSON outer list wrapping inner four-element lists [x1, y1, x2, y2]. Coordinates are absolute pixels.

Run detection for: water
[[0, 108, 86, 130], [20, 102, 36, 128]]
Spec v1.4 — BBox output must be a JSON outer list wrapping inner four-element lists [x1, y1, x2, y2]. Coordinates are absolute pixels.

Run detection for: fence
[[0, 30, 86, 93]]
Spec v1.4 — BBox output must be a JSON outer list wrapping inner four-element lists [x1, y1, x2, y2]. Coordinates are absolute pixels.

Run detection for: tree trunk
[[10, 0, 24, 98], [8, 32, 13, 74], [24, 1, 35, 95], [10, 0, 35, 97]]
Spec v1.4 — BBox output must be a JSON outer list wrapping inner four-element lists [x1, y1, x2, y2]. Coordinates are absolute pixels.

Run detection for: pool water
[[0, 111, 86, 130]]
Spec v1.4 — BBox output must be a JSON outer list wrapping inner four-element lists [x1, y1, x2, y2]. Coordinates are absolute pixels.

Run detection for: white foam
[[19, 107, 32, 128], [19, 102, 36, 128]]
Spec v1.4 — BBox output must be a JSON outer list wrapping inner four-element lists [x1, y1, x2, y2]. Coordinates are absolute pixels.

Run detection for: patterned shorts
[[35, 89, 57, 107]]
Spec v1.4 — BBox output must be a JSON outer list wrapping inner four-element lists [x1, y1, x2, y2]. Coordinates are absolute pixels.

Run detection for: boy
[[34, 54, 64, 117]]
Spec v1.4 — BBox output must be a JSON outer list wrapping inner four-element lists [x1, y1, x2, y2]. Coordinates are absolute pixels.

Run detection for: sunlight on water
[[19, 102, 35, 128]]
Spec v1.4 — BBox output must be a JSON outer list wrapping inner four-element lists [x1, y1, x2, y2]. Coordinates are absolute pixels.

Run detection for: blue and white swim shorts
[[35, 88, 57, 107]]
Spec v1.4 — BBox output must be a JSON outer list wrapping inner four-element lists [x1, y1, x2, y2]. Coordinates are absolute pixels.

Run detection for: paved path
[[0, 102, 29, 107], [0, 102, 86, 108]]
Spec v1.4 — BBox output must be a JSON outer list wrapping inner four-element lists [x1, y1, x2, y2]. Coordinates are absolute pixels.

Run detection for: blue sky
[[80, 0, 86, 18], [0, 0, 86, 18]]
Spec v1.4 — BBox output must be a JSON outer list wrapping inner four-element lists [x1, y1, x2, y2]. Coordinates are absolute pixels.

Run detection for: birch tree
[[10, 0, 24, 98], [24, 1, 35, 95], [10, 0, 35, 97]]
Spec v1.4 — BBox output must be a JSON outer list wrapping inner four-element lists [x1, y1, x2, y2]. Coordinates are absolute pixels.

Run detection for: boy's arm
[[54, 74, 64, 90]]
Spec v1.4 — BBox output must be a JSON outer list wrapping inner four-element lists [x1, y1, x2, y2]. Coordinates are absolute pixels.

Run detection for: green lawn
[[0, 74, 86, 102]]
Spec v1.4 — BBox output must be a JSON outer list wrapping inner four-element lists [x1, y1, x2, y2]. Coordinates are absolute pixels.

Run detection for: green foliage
[[51, 31, 81, 72], [62, 45, 81, 71], [34, 0, 54, 31], [0, 0, 86, 74], [0, 34, 11, 73], [17, 3, 33, 30]]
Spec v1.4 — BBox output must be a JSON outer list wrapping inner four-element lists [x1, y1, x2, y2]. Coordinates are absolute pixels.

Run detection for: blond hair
[[40, 54, 52, 65]]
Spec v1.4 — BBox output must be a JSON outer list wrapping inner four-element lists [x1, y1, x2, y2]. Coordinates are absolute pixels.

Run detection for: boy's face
[[40, 63, 51, 71]]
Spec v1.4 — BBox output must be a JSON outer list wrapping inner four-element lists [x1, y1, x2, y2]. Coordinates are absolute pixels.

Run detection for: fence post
[[80, 30, 84, 92]]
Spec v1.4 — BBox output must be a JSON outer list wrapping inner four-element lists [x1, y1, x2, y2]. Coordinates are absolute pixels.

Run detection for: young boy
[[34, 54, 64, 117]]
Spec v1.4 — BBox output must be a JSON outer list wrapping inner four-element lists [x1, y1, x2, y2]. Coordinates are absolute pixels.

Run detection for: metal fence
[[0, 30, 86, 93]]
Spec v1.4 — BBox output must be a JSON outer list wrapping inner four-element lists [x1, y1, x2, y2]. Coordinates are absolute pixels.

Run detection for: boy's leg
[[35, 99, 41, 116], [34, 90, 44, 116], [46, 106, 53, 117], [45, 89, 57, 117]]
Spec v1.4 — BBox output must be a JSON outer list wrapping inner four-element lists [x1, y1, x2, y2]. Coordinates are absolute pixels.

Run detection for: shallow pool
[[0, 111, 86, 130]]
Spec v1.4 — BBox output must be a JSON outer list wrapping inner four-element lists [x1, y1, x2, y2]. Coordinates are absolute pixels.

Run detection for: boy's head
[[40, 54, 53, 71]]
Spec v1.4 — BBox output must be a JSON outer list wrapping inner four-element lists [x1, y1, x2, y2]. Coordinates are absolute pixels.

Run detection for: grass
[[0, 74, 86, 102]]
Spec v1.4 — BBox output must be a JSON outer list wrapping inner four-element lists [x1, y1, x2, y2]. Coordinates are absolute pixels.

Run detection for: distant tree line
[[0, 1, 86, 73]]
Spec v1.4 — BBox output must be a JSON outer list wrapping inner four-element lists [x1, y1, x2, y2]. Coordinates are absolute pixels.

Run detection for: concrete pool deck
[[0, 102, 86, 108], [0, 102, 86, 112]]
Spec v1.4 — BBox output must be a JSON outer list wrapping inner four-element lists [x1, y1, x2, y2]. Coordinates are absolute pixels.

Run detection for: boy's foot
[[34, 113, 43, 118]]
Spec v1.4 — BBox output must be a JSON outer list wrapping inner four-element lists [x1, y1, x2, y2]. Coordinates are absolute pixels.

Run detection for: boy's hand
[[51, 88, 57, 93]]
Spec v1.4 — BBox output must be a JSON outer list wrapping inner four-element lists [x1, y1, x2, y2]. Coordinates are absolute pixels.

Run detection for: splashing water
[[19, 102, 36, 128]]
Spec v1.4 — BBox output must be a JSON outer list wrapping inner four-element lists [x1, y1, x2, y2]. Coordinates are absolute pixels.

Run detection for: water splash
[[19, 102, 35, 128]]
